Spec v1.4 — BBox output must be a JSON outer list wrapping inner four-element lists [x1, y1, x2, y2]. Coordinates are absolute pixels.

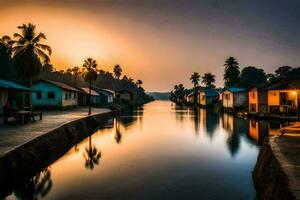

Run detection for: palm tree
[[81, 58, 98, 115], [0, 35, 13, 55], [202, 73, 216, 88], [72, 66, 81, 86], [83, 136, 101, 170], [113, 64, 122, 79], [224, 57, 240, 87], [11, 23, 52, 109], [190, 72, 200, 104], [136, 79, 143, 87], [190, 72, 200, 88]]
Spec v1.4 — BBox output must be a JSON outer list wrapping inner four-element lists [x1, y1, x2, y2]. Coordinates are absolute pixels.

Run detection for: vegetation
[[202, 73, 216, 88], [81, 58, 98, 115], [223, 57, 240, 87], [171, 56, 300, 104], [0, 23, 153, 109]]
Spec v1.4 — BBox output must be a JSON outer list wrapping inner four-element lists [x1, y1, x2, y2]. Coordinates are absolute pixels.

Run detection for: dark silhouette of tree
[[224, 57, 240, 87], [14, 168, 52, 200], [275, 66, 292, 79], [82, 58, 98, 115], [190, 72, 200, 87], [202, 73, 216, 88], [113, 64, 122, 79], [0, 35, 16, 80], [266, 73, 277, 83], [190, 72, 200, 104], [136, 79, 143, 87], [84, 136, 101, 170], [239, 66, 267, 87], [11, 23, 52, 108]]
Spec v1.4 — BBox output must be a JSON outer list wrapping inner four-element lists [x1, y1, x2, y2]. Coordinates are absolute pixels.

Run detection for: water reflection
[[83, 136, 102, 170], [14, 168, 52, 200], [3, 101, 281, 199]]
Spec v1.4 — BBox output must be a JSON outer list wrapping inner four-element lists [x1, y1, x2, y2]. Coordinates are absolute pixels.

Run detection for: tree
[[84, 136, 101, 170], [136, 79, 143, 87], [190, 72, 200, 87], [266, 73, 277, 83], [239, 66, 267, 88], [12, 23, 52, 108], [0, 35, 16, 80], [81, 58, 98, 115], [202, 73, 216, 88], [275, 66, 292, 79], [113, 64, 122, 79], [224, 57, 240, 87]]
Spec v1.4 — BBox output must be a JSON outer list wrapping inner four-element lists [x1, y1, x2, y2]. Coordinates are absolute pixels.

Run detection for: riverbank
[[0, 107, 115, 198], [253, 135, 300, 200]]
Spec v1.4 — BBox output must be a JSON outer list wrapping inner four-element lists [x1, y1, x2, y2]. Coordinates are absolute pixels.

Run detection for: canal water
[[5, 101, 274, 200]]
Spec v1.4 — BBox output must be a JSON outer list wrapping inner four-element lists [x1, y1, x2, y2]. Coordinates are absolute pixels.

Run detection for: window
[[36, 91, 42, 99], [69, 93, 71, 99], [65, 93, 68, 100], [48, 92, 55, 99], [74, 93, 77, 99], [252, 92, 255, 98]]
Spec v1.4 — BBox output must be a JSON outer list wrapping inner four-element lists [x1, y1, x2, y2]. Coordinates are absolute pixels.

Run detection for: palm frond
[[36, 44, 52, 55]]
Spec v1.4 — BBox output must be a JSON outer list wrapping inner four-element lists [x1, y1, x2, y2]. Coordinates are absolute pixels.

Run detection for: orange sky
[[1, 1, 300, 91]]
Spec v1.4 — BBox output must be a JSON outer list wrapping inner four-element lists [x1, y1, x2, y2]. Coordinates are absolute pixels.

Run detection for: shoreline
[[253, 136, 299, 200], [0, 110, 115, 198]]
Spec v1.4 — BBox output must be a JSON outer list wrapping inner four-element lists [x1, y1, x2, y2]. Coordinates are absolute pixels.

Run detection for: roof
[[224, 87, 246, 93], [36, 80, 79, 92], [202, 89, 219, 97], [115, 89, 134, 95], [93, 87, 114, 97], [0, 79, 30, 91], [79, 87, 99, 96], [263, 79, 300, 91]]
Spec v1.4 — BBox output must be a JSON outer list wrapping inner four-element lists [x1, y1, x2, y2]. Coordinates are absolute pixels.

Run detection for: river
[[6, 100, 275, 200]]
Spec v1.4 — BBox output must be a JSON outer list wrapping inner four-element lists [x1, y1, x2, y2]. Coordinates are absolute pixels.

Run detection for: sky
[[0, 0, 300, 91]]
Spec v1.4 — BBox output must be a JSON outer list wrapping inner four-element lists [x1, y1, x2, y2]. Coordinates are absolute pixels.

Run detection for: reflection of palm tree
[[84, 136, 101, 170], [115, 118, 122, 144], [14, 168, 52, 200], [193, 108, 200, 135]]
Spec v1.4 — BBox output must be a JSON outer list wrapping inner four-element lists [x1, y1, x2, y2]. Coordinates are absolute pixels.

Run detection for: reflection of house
[[32, 80, 79, 108], [264, 79, 300, 116], [248, 120, 268, 145], [77, 87, 100, 106], [199, 89, 219, 107], [248, 85, 268, 114], [222, 88, 247, 111], [0, 79, 30, 113]]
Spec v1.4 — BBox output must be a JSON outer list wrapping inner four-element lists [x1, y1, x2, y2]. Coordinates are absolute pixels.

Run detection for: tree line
[[0, 23, 151, 108], [171, 56, 300, 101]]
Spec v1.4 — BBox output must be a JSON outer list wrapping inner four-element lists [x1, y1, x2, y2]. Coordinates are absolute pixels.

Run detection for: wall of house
[[268, 90, 280, 106], [62, 90, 78, 107], [32, 82, 62, 107], [234, 92, 248, 107], [0, 89, 8, 114], [249, 89, 258, 112], [222, 90, 233, 108]]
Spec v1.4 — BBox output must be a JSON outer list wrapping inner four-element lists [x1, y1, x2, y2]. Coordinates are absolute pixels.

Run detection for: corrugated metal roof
[[0, 79, 30, 91], [226, 87, 246, 93], [203, 89, 219, 97], [36, 80, 79, 92], [80, 87, 99, 96]]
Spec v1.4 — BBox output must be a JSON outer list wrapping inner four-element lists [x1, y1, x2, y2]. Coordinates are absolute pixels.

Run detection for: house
[[93, 88, 115, 105], [222, 87, 247, 111], [248, 84, 268, 114], [198, 89, 219, 107], [32, 80, 79, 109], [115, 89, 134, 103], [264, 79, 300, 117], [77, 87, 100, 106], [0, 79, 30, 113]]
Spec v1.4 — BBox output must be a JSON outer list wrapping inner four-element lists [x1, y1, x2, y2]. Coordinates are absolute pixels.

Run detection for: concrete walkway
[[0, 107, 111, 155], [271, 136, 300, 199]]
